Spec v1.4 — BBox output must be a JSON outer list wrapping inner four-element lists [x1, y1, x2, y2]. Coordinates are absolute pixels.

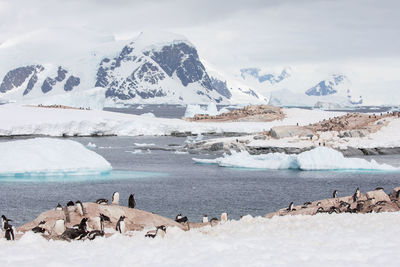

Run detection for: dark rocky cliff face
[[305, 74, 346, 96], [96, 41, 221, 102], [0, 65, 44, 95]]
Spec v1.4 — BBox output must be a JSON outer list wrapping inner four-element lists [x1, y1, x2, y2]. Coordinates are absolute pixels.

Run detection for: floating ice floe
[[125, 149, 151, 154], [0, 138, 111, 176], [134, 143, 155, 147], [193, 147, 398, 171], [87, 142, 97, 148]]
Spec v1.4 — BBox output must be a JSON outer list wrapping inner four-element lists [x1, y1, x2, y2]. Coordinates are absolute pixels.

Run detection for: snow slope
[[0, 104, 343, 136], [1, 213, 400, 266], [0, 138, 111, 176]]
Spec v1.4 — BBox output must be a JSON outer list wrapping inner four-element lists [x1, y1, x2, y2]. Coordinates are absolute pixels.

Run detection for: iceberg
[[184, 103, 219, 118], [193, 147, 397, 171], [0, 138, 112, 176]]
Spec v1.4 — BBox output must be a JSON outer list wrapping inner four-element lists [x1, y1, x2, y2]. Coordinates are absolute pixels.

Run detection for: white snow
[[87, 142, 97, 148], [134, 143, 155, 147], [0, 104, 344, 137], [0, 138, 111, 176], [193, 147, 397, 171], [1, 213, 400, 266], [184, 103, 219, 117]]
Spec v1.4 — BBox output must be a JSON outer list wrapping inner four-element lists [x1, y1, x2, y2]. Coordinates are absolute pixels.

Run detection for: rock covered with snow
[[0, 138, 111, 176]]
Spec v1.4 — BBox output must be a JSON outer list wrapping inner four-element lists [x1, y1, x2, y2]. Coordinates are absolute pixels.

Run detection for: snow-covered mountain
[[0, 30, 265, 107]]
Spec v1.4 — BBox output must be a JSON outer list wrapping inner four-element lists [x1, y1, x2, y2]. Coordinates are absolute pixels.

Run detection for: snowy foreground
[[193, 147, 398, 171], [1, 213, 400, 267], [0, 138, 111, 175], [0, 104, 342, 136]]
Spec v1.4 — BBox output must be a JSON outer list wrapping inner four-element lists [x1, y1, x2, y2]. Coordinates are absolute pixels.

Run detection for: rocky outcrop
[[0, 65, 44, 94], [270, 125, 314, 139], [265, 187, 400, 218]]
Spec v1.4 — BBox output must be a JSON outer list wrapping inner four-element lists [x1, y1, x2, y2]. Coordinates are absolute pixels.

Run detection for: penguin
[[328, 206, 340, 214], [396, 190, 400, 198], [88, 216, 105, 240], [220, 212, 228, 222], [4, 226, 14, 241], [375, 187, 384, 191], [286, 202, 295, 212], [175, 216, 188, 224], [175, 213, 182, 220], [66, 201, 75, 207], [376, 201, 387, 206], [332, 190, 338, 198], [61, 218, 89, 240], [100, 213, 111, 223], [31, 221, 46, 234], [53, 219, 66, 236], [316, 207, 325, 214], [303, 202, 312, 206], [128, 194, 136, 209], [339, 201, 350, 208], [55, 203, 63, 211], [91, 216, 104, 232], [75, 201, 84, 216], [112, 192, 120, 205], [210, 217, 219, 227], [202, 215, 208, 223], [87, 230, 104, 240], [96, 198, 109, 205], [353, 188, 360, 202], [67, 201, 75, 212], [1, 215, 12, 230], [145, 225, 166, 238], [116, 216, 126, 234]]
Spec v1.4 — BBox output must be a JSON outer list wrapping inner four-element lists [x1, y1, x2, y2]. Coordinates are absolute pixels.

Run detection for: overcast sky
[[0, 0, 399, 102]]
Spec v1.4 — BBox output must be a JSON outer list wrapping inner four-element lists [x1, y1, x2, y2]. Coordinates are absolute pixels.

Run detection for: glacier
[[193, 147, 397, 171], [0, 138, 112, 176]]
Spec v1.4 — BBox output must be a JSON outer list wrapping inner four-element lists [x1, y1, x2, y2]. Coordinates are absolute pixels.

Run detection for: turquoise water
[[0, 170, 168, 183]]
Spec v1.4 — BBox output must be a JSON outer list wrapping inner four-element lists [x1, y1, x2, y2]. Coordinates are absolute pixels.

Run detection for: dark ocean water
[[1, 135, 400, 226]]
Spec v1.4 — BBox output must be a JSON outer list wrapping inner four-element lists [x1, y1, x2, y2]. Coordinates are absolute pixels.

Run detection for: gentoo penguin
[[116, 216, 126, 234], [88, 216, 105, 240], [328, 206, 340, 214], [67, 201, 75, 212], [396, 190, 400, 198], [100, 213, 111, 222], [220, 212, 228, 222], [332, 190, 338, 198], [53, 219, 66, 236], [96, 198, 109, 205], [67, 201, 75, 207], [202, 215, 208, 223], [210, 217, 219, 227], [128, 194, 136, 209], [4, 226, 14, 241], [303, 202, 312, 206], [55, 203, 63, 211], [145, 225, 166, 238], [375, 187, 384, 191], [175, 215, 188, 223], [91, 216, 104, 232], [316, 207, 325, 214], [112, 192, 120, 205], [286, 202, 295, 212], [32, 221, 46, 234], [353, 188, 360, 202], [75, 201, 84, 216], [175, 213, 182, 220], [62, 218, 89, 240], [1, 215, 12, 230]]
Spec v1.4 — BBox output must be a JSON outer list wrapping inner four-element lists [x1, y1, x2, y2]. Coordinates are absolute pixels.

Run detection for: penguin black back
[[128, 194, 136, 209], [5, 226, 14, 241]]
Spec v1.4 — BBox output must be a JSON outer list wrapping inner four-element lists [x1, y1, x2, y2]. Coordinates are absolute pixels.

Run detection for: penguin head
[[119, 215, 126, 221], [157, 225, 167, 232], [67, 201, 75, 206], [1, 215, 11, 222]]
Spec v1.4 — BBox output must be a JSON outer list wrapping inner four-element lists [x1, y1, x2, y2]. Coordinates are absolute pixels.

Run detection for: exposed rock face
[[210, 76, 232, 99], [64, 75, 80, 91], [0, 65, 44, 94], [306, 74, 347, 96], [42, 66, 69, 93], [270, 125, 314, 139], [97, 40, 224, 103], [265, 187, 400, 218], [17, 202, 185, 237]]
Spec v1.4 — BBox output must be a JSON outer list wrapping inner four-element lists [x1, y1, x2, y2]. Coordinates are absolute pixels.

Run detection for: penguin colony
[[1, 191, 228, 241], [277, 186, 400, 217]]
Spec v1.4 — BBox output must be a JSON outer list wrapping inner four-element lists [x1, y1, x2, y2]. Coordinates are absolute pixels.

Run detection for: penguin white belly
[[53, 220, 65, 236], [112, 193, 120, 205], [119, 221, 126, 234], [202, 217, 208, 223]]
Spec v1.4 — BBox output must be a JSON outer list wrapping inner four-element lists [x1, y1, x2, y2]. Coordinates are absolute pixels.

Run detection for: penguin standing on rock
[[96, 198, 109, 205], [75, 201, 84, 216], [332, 190, 338, 198], [116, 216, 126, 234], [100, 213, 111, 223], [128, 194, 136, 209], [1, 215, 12, 230], [221, 212, 228, 222], [112, 192, 120, 205], [32, 221, 46, 234], [61, 218, 89, 240], [53, 219, 66, 236], [55, 203, 63, 211], [353, 188, 361, 202], [286, 202, 295, 212], [202, 215, 208, 223], [88, 216, 105, 240]]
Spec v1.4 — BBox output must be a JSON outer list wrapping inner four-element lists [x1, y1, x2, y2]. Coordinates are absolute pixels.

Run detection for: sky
[[0, 0, 399, 104]]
